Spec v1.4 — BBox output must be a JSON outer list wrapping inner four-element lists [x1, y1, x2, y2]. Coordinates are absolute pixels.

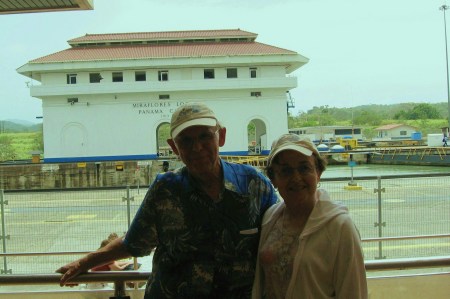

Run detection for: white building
[[17, 29, 308, 162], [289, 126, 364, 142], [374, 124, 419, 140]]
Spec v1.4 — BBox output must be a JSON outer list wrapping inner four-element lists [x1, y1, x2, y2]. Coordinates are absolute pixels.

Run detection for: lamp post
[[440, 4, 450, 135]]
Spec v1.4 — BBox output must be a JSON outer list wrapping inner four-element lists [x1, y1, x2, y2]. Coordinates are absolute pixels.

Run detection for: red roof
[[68, 29, 257, 44], [375, 124, 417, 130], [30, 42, 297, 63]]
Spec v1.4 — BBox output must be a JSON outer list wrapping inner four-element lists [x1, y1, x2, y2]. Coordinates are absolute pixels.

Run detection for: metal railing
[[0, 256, 449, 299], [0, 255, 449, 285], [0, 173, 450, 275]]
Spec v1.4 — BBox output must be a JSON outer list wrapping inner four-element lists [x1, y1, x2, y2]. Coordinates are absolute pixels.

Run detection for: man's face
[[168, 125, 226, 177]]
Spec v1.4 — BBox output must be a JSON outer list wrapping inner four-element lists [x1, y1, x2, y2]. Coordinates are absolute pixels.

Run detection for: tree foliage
[[394, 103, 441, 120], [353, 110, 382, 126]]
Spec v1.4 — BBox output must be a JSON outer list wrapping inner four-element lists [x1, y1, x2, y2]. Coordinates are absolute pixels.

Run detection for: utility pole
[[440, 4, 450, 135]]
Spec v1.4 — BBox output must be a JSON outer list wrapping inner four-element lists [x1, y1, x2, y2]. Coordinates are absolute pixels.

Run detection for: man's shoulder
[[222, 160, 260, 175], [153, 167, 189, 189]]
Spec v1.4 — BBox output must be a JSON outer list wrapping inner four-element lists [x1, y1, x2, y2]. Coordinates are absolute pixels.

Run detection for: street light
[[439, 4, 450, 135]]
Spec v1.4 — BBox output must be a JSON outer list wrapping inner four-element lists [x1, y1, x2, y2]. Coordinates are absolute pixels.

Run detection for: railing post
[[122, 185, 134, 228], [111, 280, 131, 299], [0, 189, 11, 274], [373, 176, 386, 259]]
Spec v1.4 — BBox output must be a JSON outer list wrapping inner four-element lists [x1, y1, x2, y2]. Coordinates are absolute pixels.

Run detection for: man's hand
[[55, 260, 88, 286]]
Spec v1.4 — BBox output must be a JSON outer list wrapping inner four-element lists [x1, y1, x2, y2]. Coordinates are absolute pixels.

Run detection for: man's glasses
[[175, 129, 219, 149]]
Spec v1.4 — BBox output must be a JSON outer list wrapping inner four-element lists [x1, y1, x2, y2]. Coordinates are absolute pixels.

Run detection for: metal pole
[[374, 177, 386, 260], [350, 164, 354, 184], [440, 5, 450, 134], [0, 190, 11, 274], [122, 186, 134, 229]]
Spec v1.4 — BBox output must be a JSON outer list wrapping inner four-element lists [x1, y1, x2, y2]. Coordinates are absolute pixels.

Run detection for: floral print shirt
[[124, 160, 277, 299]]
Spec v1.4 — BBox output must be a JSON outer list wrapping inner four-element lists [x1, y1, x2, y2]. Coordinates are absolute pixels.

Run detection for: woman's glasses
[[274, 164, 314, 178]]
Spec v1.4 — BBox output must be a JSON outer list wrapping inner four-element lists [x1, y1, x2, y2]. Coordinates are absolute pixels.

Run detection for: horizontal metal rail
[[0, 271, 150, 285], [362, 233, 450, 242], [0, 251, 91, 257], [1, 256, 450, 286], [1, 234, 449, 258], [365, 256, 450, 271]]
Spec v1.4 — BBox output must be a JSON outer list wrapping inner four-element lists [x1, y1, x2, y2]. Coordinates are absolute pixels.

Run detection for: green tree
[[362, 128, 377, 139], [395, 103, 441, 120], [409, 103, 440, 119], [394, 110, 408, 120], [353, 111, 382, 126]]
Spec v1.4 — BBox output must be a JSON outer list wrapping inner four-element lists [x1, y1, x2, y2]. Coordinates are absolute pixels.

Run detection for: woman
[[252, 134, 368, 299]]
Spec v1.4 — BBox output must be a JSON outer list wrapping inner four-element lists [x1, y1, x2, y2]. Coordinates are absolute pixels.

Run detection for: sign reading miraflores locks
[[17, 29, 309, 162], [133, 101, 186, 117]]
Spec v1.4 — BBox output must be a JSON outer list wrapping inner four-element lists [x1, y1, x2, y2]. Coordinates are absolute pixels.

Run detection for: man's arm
[[55, 237, 132, 286]]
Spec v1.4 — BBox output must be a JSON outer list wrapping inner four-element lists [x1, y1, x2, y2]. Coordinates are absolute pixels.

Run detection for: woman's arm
[[109, 260, 133, 271]]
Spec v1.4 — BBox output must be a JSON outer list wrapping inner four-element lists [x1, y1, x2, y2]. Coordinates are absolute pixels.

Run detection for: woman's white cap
[[267, 134, 318, 166]]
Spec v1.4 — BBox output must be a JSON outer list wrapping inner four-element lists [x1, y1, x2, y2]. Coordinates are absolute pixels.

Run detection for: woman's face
[[271, 150, 322, 209]]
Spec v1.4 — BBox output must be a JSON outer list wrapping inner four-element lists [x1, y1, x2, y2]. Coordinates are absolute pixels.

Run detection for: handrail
[[0, 256, 449, 286], [0, 271, 151, 298], [362, 233, 450, 242], [0, 271, 150, 285], [364, 256, 450, 271], [0, 251, 91, 257]]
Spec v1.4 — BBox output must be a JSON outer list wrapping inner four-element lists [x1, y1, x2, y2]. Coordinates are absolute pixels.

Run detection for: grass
[[1, 132, 42, 160]]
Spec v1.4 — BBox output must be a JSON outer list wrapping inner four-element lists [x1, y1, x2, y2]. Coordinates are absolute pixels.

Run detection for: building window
[[158, 70, 168, 81], [112, 72, 123, 82], [251, 91, 262, 97], [250, 67, 257, 78], [67, 98, 78, 105], [67, 74, 77, 84], [135, 71, 146, 81], [400, 130, 407, 136], [159, 94, 170, 100], [204, 69, 215, 79], [227, 68, 238, 78], [89, 73, 102, 83]]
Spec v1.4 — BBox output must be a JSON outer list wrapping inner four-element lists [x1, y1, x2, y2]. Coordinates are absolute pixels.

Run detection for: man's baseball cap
[[170, 102, 218, 138]]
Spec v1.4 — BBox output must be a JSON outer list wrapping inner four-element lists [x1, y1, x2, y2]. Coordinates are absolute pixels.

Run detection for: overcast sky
[[1, 0, 449, 122]]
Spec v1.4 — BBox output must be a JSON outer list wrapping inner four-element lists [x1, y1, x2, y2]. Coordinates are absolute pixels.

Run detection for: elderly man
[[57, 102, 277, 299]]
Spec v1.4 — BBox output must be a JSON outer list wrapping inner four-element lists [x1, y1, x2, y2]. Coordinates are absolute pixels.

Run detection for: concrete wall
[[0, 160, 179, 190]]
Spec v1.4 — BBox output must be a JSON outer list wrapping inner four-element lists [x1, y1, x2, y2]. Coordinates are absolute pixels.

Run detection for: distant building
[[289, 126, 363, 142], [374, 124, 419, 140], [17, 29, 308, 162]]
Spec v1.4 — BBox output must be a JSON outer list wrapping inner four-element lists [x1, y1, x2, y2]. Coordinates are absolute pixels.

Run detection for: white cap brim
[[268, 144, 313, 165], [171, 118, 217, 138]]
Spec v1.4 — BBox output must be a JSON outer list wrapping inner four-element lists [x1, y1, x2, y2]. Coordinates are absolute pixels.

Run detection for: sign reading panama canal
[[132, 101, 186, 118]]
